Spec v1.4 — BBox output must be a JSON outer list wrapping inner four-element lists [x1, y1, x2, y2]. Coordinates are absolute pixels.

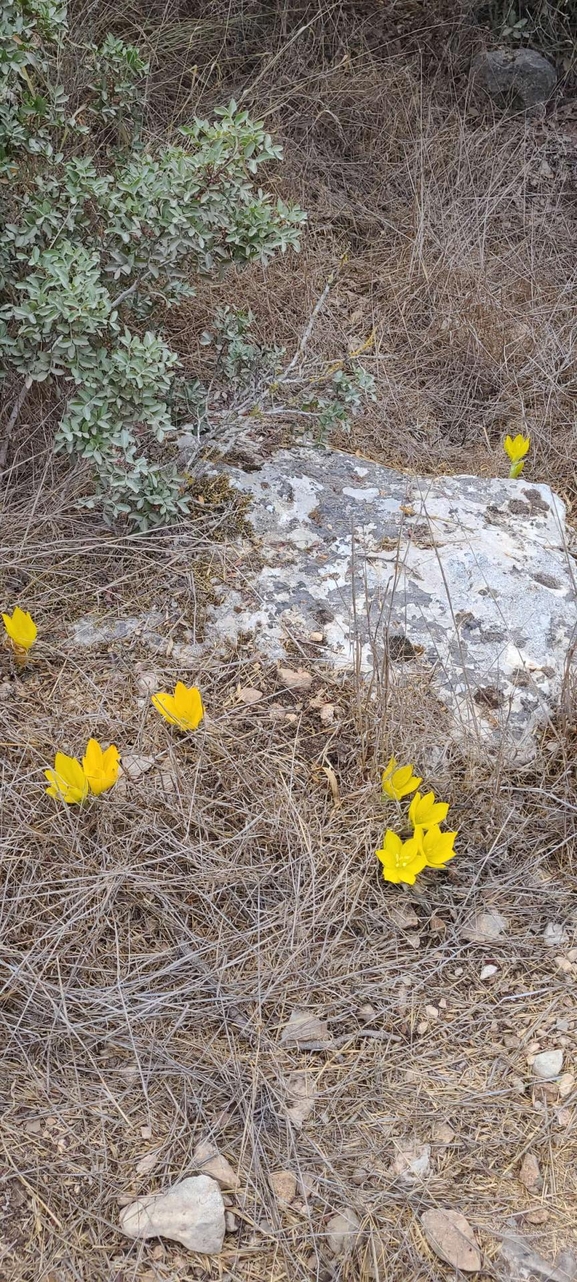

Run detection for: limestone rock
[[197, 448, 576, 762], [268, 1169, 297, 1206], [471, 48, 556, 109], [533, 1049, 563, 1079], [119, 1174, 225, 1254], [519, 1152, 541, 1190]]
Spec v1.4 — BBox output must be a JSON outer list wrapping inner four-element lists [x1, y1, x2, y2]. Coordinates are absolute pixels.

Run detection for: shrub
[[0, 2, 305, 528]]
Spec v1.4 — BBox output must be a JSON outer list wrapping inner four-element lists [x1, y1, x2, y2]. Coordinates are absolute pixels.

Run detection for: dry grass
[[2, 3, 577, 1280]]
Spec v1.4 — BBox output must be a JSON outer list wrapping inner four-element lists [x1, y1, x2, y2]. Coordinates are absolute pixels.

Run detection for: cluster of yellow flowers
[[377, 758, 457, 886], [2, 609, 205, 806]]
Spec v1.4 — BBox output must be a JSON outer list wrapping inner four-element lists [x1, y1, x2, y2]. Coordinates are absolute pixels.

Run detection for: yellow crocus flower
[[381, 757, 422, 801], [504, 433, 530, 478], [376, 829, 427, 885], [408, 790, 449, 831], [415, 824, 458, 869], [82, 738, 119, 795], [151, 680, 204, 732], [2, 606, 37, 652], [45, 752, 89, 805]]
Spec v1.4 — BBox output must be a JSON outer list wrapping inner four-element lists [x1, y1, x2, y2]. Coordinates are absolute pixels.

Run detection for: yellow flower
[[376, 829, 427, 885], [415, 824, 458, 869], [151, 680, 204, 732], [408, 790, 449, 831], [504, 433, 530, 478], [44, 752, 88, 805], [381, 757, 422, 801], [2, 606, 37, 652], [82, 738, 119, 795]]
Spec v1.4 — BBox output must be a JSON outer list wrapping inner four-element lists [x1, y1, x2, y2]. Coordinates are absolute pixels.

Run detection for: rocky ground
[[1, 4, 577, 1280]]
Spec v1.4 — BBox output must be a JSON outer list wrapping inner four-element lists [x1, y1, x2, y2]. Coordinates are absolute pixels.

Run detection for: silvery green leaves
[[0, 5, 305, 529]]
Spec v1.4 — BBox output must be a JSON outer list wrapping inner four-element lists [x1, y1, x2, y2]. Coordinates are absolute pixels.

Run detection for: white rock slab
[[120, 1174, 225, 1254], [202, 447, 577, 761]]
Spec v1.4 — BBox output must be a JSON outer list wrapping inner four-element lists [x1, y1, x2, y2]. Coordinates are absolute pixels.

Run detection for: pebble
[[120, 1175, 225, 1254], [326, 1208, 361, 1256], [543, 922, 568, 947], [557, 1072, 575, 1099], [424, 1005, 439, 1020], [480, 964, 498, 980], [278, 666, 313, 691], [319, 703, 335, 725], [533, 1049, 563, 1079], [519, 1153, 541, 1190], [525, 1208, 549, 1225], [431, 1121, 455, 1145], [268, 1170, 297, 1206], [193, 1140, 240, 1190], [224, 1211, 238, 1233]]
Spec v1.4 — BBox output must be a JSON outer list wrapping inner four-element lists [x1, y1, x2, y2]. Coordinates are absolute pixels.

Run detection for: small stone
[[519, 1153, 541, 1190], [121, 753, 155, 782], [268, 1170, 296, 1206], [135, 1149, 162, 1176], [429, 915, 446, 933], [417, 1020, 429, 1035], [533, 1049, 563, 1080], [319, 703, 335, 725], [193, 1140, 240, 1190], [225, 1211, 238, 1233], [421, 1208, 480, 1273], [237, 686, 263, 705], [555, 957, 573, 974], [462, 909, 508, 943], [392, 1142, 431, 1182], [135, 670, 160, 697], [511, 1076, 526, 1095], [351, 1167, 368, 1185], [556, 1108, 572, 1127], [326, 1208, 361, 1257], [269, 705, 286, 721], [480, 964, 498, 980], [431, 1122, 455, 1145], [406, 932, 421, 950], [558, 1072, 574, 1099], [120, 1175, 225, 1254], [525, 1208, 549, 1225], [278, 666, 313, 691], [543, 922, 568, 947], [504, 1034, 520, 1049], [309, 631, 324, 643]]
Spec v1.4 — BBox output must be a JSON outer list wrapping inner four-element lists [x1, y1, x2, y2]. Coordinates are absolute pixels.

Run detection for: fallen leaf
[[421, 1209, 480, 1273], [121, 753, 155, 782], [389, 902, 419, 929], [280, 1009, 330, 1049], [278, 666, 313, 691], [237, 686, 263, 705], [318, 764, 340, 805], [392, 1142, 430, 1182], [286, 1073, 317, 1129], [461, 908, 508, 943]]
